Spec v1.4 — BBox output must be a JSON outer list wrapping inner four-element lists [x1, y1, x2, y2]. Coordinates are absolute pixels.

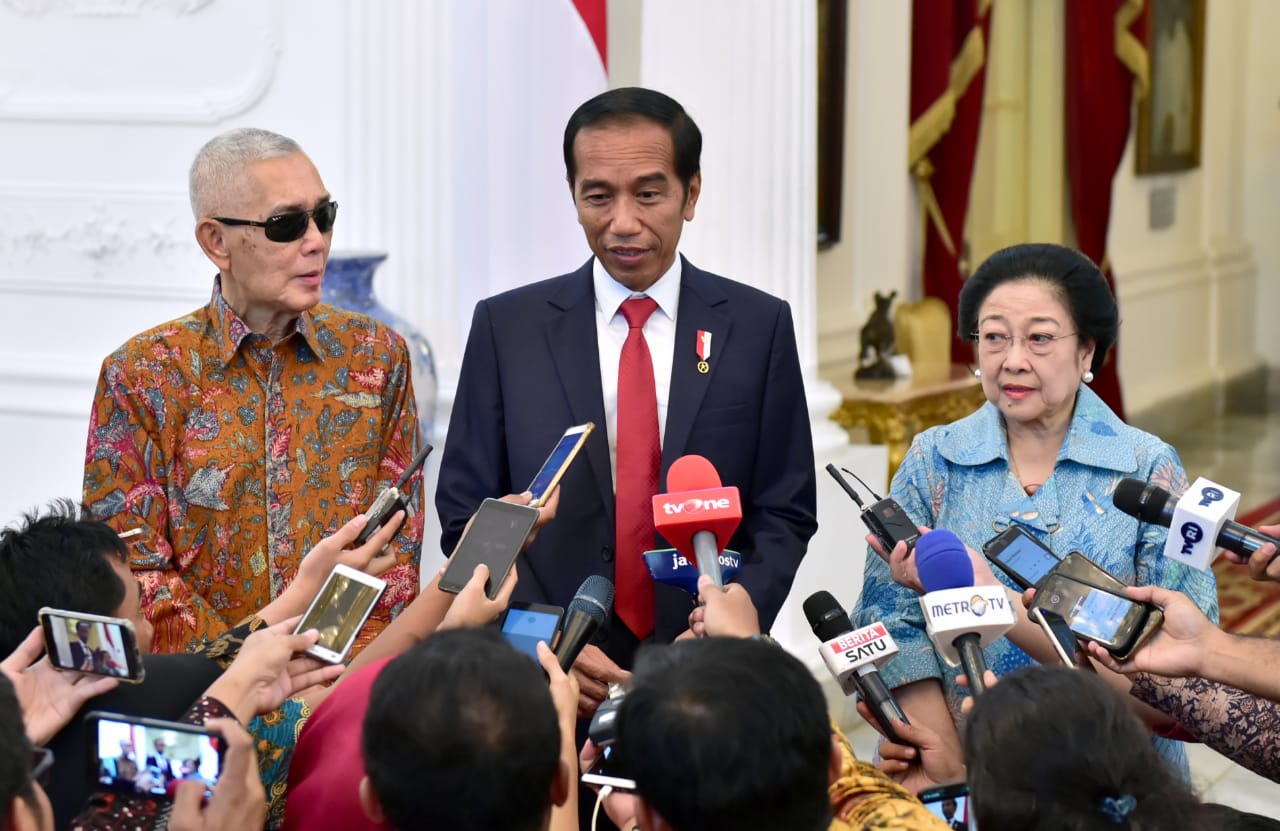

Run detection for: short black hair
[[958, 243, 1119, 373], [0, 500, 127, 656], [361, 628, 561, 831], [563, 86, 702, 192], [0, 673, 38, 814], [964, 666, 1202, 830], [617, 638, 833, 831]]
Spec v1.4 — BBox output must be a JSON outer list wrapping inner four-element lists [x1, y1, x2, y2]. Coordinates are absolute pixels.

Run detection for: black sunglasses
[[213, 201, 338, 243]]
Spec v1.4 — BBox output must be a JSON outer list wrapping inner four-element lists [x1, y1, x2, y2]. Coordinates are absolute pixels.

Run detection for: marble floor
[[839, 401, 1280, 819]]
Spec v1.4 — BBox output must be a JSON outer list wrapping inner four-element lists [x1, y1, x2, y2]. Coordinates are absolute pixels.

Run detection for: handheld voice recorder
[[825, 464, 919, 554], [355, 443, 434, 546]]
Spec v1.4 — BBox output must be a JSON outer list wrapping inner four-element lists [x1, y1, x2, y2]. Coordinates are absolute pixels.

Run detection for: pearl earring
[[1083, 370, 1094, 383], [973, 368, 982, 378]]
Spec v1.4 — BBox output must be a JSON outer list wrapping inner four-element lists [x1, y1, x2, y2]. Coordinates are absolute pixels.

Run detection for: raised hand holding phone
[[168, 718, 266, 831], [2, 626, 118, 744]]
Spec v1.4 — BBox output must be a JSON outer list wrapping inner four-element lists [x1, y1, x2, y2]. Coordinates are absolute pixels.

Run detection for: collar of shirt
[[935, 385, 1140, 474], [591, 254, 682, 324], [593, 253, 682, 484], [208, 275, 323, 367]]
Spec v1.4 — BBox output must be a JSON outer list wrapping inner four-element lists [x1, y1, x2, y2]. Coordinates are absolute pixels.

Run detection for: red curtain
[[1064, 1, 1143, 420], [910, 0, 993, 365]]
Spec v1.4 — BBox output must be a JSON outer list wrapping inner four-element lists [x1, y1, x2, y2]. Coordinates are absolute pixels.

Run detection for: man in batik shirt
[[83, 128, 422, 654]]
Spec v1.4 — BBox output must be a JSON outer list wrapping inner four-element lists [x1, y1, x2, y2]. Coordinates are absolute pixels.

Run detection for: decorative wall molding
[[0, 184, 206, 288], [0, 0, 280, 123]]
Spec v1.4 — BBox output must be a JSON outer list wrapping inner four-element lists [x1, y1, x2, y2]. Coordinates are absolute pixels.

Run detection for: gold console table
[[825, 363, 987, 481]]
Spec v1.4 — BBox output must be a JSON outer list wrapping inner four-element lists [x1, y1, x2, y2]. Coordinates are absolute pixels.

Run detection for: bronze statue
[[855, 290, 897, 381]]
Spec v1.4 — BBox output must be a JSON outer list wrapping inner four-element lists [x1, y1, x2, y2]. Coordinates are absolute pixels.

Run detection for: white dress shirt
[[593, 255, 681, 487]]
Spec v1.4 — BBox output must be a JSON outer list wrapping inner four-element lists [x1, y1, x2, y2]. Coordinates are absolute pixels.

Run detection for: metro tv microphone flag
[[917, 530, 1015, 697], [653, 455, 743, 588]]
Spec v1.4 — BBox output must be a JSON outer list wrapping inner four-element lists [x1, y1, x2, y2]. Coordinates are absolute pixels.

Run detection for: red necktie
[[615, 296, 660, 639]]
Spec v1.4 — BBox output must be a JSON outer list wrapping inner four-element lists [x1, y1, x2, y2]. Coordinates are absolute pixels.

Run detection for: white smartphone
[[1029, 606, 1078, 667], [526, 423, 595, 508], [293, 564, 386, 664], [39, 607, 145, 683], [580, 746, 637, 792]]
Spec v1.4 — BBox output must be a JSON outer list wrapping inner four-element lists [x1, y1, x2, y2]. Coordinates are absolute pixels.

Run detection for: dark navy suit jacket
[[436, 257, 817, 667]]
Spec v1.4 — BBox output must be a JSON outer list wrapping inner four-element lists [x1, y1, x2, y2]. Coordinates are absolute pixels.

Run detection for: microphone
[[802, 591, 910, 744], [1113, 478, 1280, 561], [554, 575, 614, 673], [917, 531, 1015, 696], [652, 455, 743, 588]]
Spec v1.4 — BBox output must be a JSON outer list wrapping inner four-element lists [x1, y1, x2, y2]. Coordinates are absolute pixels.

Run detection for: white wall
[[1242, 0, 1280, 369]]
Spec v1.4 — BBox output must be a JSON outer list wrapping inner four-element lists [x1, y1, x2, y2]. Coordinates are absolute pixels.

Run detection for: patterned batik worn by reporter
[[83, 277, 423, 655]]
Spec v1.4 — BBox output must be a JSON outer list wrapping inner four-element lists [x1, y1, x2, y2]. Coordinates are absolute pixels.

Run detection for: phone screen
[[42, 610, 141, 681], [92, 714, 221, 798], [296, 568, 384, 660], [441, 499, 540, 597], [919, 784, 973, 829], [985, 528, 1059, 588], [1037, 577, 1145, 648], [500, 605, 562, 660], [526, 425, 593, 505]]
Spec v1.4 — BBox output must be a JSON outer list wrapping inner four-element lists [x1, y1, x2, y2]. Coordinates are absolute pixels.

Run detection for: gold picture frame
[[1135, 0, 1205, 175]]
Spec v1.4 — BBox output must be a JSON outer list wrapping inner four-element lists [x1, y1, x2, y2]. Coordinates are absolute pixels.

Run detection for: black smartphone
[[499, 601, 564, 661], [86, 711, 223, 799], [440, 499, 540, 598], [526, 423, 594, 508], [1032, 573, 1157, 656], [918, 781, 974, 829], [1030, 606, 1080, 667], [292, 564, 387, 664], [581, 744, 637, 792], [1053, 550, 1128, 593], [982, 526, 1060, 590], [39, 608, 145, 683]]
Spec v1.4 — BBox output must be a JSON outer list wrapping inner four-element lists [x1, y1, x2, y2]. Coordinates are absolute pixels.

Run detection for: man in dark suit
[[69, 621, 94, 672], [437, 87, 817, 716]]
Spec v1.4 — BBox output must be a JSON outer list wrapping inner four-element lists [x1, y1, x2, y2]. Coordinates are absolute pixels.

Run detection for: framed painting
[[1135, 0, 1204, 174]]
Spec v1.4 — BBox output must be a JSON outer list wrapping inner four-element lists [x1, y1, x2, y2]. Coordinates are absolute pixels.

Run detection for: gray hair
[[188, 127, 302, 218]]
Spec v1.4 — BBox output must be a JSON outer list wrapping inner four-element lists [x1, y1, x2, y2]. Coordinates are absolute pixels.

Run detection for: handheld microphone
[[1113, 478, 1280, 564], [917, 531, 1015, 696], [652, 455, 743, 588], [355, 443, 433, 545], [553, 575, 614, 673], [802, 591, 910, 744]]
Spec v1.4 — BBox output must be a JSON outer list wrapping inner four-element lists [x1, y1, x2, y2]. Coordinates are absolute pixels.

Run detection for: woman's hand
[[868, 526, 931, 595]]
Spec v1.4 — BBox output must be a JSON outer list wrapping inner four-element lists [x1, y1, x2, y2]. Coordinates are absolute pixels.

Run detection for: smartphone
[[1053, 551, 1127, 593], [1032, 573, 1156, 655], [86, 711, 223, 799], [293, 564, 387, 663], [355, 444, 434, 545], [440, 498, 540, 599], [1029, 606, 1079, 667], [918, 781, 974, 829], [499, 602, 563, 661], [982, 526, 1060, 590], [581, 745, 637, 792], [39, 608, 145, 683], [526, 423, 595, 508]]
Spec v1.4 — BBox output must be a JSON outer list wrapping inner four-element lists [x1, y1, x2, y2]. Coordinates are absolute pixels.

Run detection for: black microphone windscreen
[[568, 575, 613, 626], [803, 591, 853, 641], [1112, 478, 1171, 524]]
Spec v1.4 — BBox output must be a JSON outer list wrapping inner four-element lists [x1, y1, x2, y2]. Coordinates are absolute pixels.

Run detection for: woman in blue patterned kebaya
[[851, 243, 1218, 789]]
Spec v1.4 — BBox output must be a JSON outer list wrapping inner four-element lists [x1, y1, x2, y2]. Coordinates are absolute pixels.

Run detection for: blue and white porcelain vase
[[323, 251, 438, 443]]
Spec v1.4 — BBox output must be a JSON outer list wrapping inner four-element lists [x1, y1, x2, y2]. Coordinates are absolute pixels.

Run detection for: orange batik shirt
[[83, 279, 423, 654]]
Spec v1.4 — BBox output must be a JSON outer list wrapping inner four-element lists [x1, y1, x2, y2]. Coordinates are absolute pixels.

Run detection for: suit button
[[601, 546, 614, 562]]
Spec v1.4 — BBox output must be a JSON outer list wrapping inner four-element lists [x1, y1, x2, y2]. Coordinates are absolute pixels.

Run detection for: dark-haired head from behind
[[1199, 804, 1280, 830], [617, 637, 837, 831], [359, 628, 567, 831], [563, 86, 702, 195], [964, 665, 1205, 831], [958, 243, 1119, 374], [0, 673, 53, 830], [0, 500, 128, 656]]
